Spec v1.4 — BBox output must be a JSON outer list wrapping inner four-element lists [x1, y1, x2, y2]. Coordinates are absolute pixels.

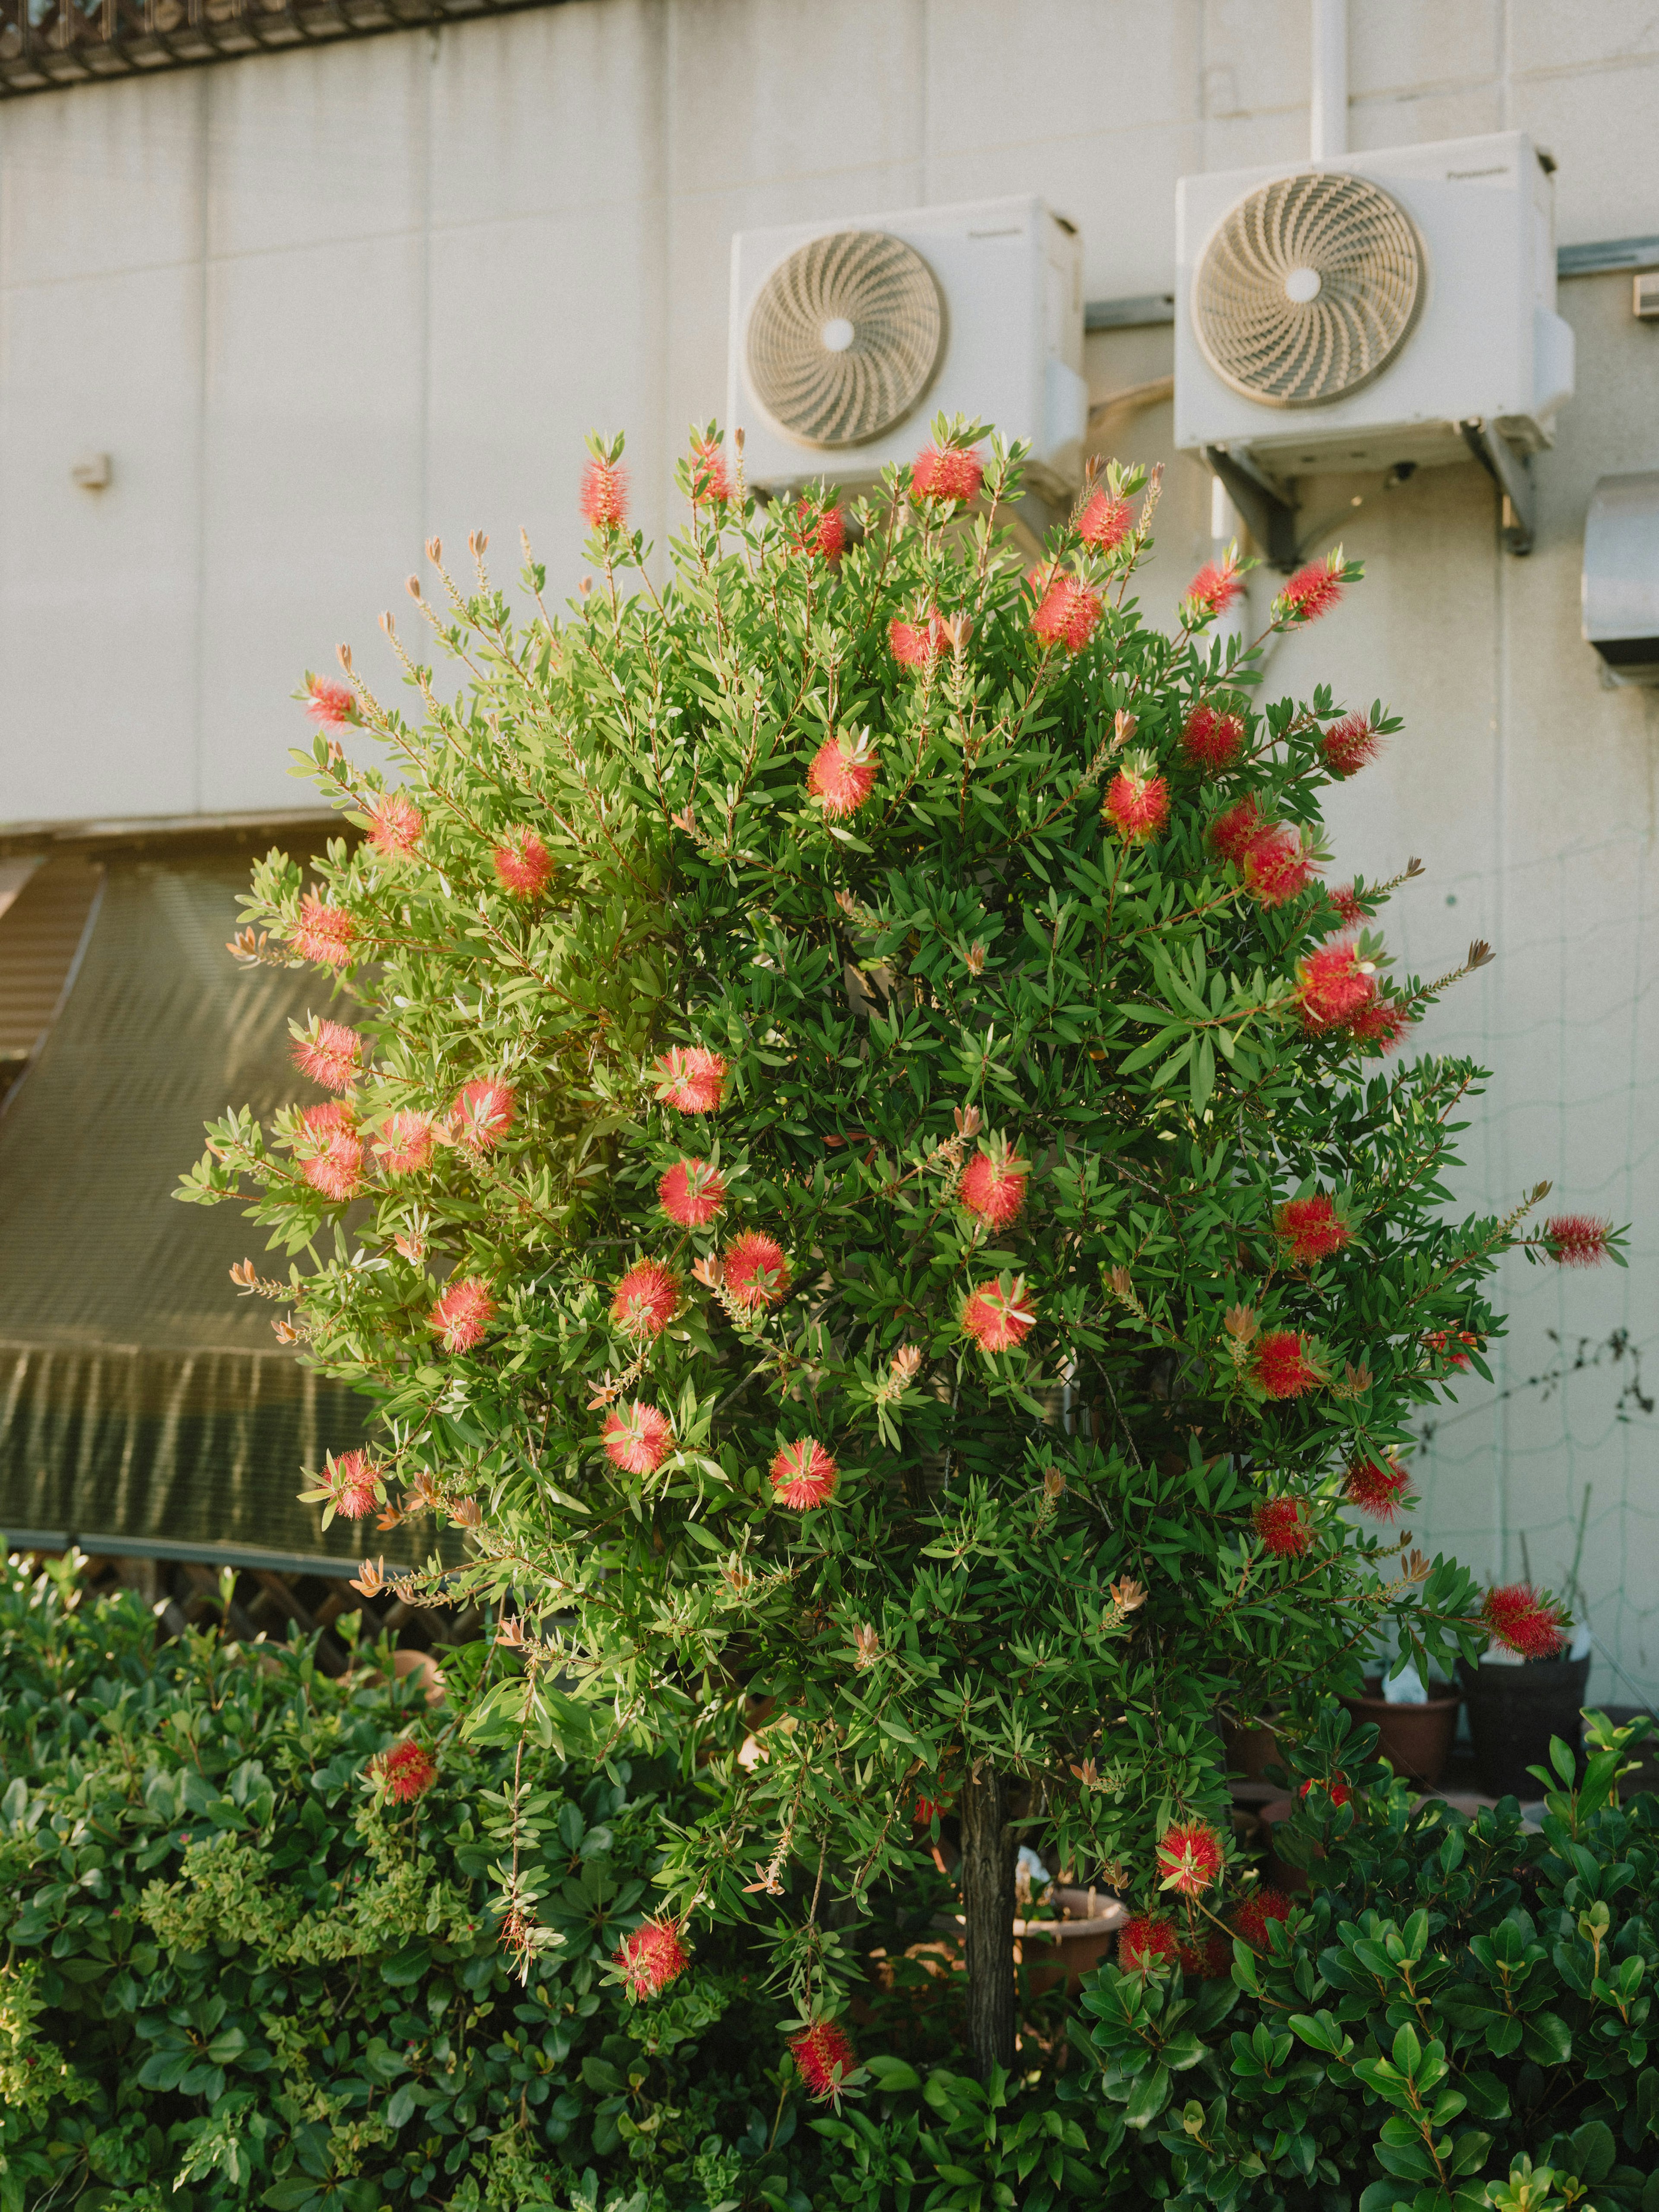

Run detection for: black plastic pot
[[1458, 1653, 1591, 1800]]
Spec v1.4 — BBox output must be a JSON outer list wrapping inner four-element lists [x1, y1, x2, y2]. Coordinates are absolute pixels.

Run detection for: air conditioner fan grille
[[1193, 171, 1425, 408], [745, 230, 946, 449]]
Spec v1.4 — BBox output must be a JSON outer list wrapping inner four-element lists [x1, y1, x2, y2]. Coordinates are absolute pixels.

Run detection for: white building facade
[[0, 0, 1656, 1688]]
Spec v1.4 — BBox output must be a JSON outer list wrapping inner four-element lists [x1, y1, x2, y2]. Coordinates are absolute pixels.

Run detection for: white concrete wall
[[1, 0, 1656, 1701]]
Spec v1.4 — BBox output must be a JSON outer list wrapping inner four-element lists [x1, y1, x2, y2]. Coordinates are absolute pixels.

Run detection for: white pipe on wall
[[1309, 0, 1348, 160]]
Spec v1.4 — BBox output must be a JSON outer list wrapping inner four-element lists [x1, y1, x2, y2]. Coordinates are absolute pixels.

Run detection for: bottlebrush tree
[[179, 418, 1621, 2082]]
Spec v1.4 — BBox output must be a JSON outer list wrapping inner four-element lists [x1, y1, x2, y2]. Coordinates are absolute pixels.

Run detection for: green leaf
[[1122, 2064, 1171, 2129]]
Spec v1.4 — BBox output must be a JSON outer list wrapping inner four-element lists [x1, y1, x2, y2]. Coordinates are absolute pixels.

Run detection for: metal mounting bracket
[[1460, 419, 1535, 555], [1201, 445, 1304, 572]]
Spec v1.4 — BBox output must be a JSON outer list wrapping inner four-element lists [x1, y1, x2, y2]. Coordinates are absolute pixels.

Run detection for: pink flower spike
[[429, 1277, 497, 1354], [654, 1047, 727, 1115], [1483, 1582, 1567, 1661], [960, 1278, 1036, 1354], [1209, 795, 1263, 865], [1156, 1820, 1224, 1897], [611, 1261, 680, 1341], [1321, 712, 1380, 778], [959, 1145, 1027, 1230], [1251, 1330, 1325, 1399], [492, 830, 553, 900], [889, 613, 947, 669], [1545, 1214, 1613, 1268], [807, 735, 878, 819], [1253, 1498, 1312, 1558], [1295, 940, 1376, 1033], [721, 1233, 791, 1314], [658, 1158, 727, 1228], [305, 677, 358, 730], [1242, 824, 1320, 908], [1272, 1193, 1351, 1267], [376, 1740, 437, 1803], [1348, 997, 1414, 1054], [580, 457, 629, 531], [1032, 576, 1103, 652], [1103, 766, 1169, 846], [1182, 703, 1245, 773], [790, 2018, 858, 2103], [292, 1018, 365, 1095], [322, 1447, 381, 1521], [1343, 1452, 1412, 1522], [603, 1401, 674, 1476], [1185, 560, 1244, 617], [364, 791, 423, 861], [1119, 1915, 1179, 1972], [451, 1079, 517, 1153], [615, 1916, 689, 2000], [375, 1111, 436, 1177], [792, 499, 846, 565], [911, 446, 983, 504], [1079, 490, 1133, 552], [770, 1438, 838, 1510], [290, 893, 358, 970], [1327, 883, 1368, 928], [690, 435, 731, 506], [1277, 556, 1345, 623]]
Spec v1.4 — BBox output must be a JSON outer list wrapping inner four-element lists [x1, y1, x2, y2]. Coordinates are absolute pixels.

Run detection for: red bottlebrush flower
[[722, 1233, 791, 1313], [1424, 1328, 1479, 1370], [1483, 1583, 1567, 1661], [1242, 824, 1320, 907], [1186, 560, 1245, 617], [1103, 764, 1170, 845], [770, 1438, 839, 1510], [300, 1100, 354, 1137], [1033, 576, 1103, 652], [792, 498, 845, 565], [689, 435, 730, 506], [1545, 1214, 1614, 1268], [1321, 712, 1380, 778], [1182, 703, 1245, 773], [1251, 1330, 1325, 1399], [960, 1278, 1036, 1354], [375, 1111, 436, 1177], [1349, 996, 1414, 1054], [615, 1916, 689, 2001], [292, 1018, 365, 1094], [322, 1447, 381, 1521], [301, 1123, 365, 1202], [611, 1260, 680, 1339], [1300, 1774, 1352, 1808], [602, 1401, 674, 1477], [1327, 882, 1368, 928], [1273, 1192, 1351, 1266], [889, 612, 948, 668], [1118, 1915, 1179, 1972], [492, 829, 553, 900], [1209, 795, 1263, 864], [580, 457, 629, 531], [1157, 1820, 1224, 1897], [1277, 557, 1344, 623], [959, 1146, 1027, 1230], [1231, 1888, 1292, 1949], [305, 676, 358, 729], [791, 2018, 858, 2102], [377, 1740, 438, 1804], [807, 735, 878, 819], [654, 1047, 728, 1114], [1295, 940, 1376, 1033], [1176, 1931, 1234, 1979], [1079, 489, 1133, 552], [1253, 1498, 1312, 1558], [911, 446, 983, 504], [365, 791, 423, 860], [290, 893, 358, 970], [430, 1277, 497, 1354], [451, 1078, 516, 1153], [1343, 1452, 1412, 1522], [658, 1157, 726, 1228]]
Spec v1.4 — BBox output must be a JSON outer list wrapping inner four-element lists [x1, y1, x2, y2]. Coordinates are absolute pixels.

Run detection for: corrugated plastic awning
[[0, 855, 102, 1061], [0, 840, 432, 1568]]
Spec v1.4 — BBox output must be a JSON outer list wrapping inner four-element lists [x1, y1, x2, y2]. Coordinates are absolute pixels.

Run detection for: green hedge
[[5, 1557, 1659, 2212]]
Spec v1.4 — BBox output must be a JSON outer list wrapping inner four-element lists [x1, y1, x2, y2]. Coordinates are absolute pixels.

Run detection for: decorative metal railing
[[0, 0, 558, 96]]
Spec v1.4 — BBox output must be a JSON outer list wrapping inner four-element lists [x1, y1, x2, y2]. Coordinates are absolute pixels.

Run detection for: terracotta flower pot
[[1458, 1653, 1591, 1801], [1222, 1715, 1283, 1782], [1340, 1678, 1460, 1787]]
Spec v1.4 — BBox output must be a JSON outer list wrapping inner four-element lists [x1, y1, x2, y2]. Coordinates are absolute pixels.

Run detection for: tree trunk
[[959, 1761, 1017, 2078]]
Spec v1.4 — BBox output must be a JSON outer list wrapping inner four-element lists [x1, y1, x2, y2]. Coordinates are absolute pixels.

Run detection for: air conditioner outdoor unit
[[728, 195, 1087, 499], [1174, 131, 1574, 489]]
